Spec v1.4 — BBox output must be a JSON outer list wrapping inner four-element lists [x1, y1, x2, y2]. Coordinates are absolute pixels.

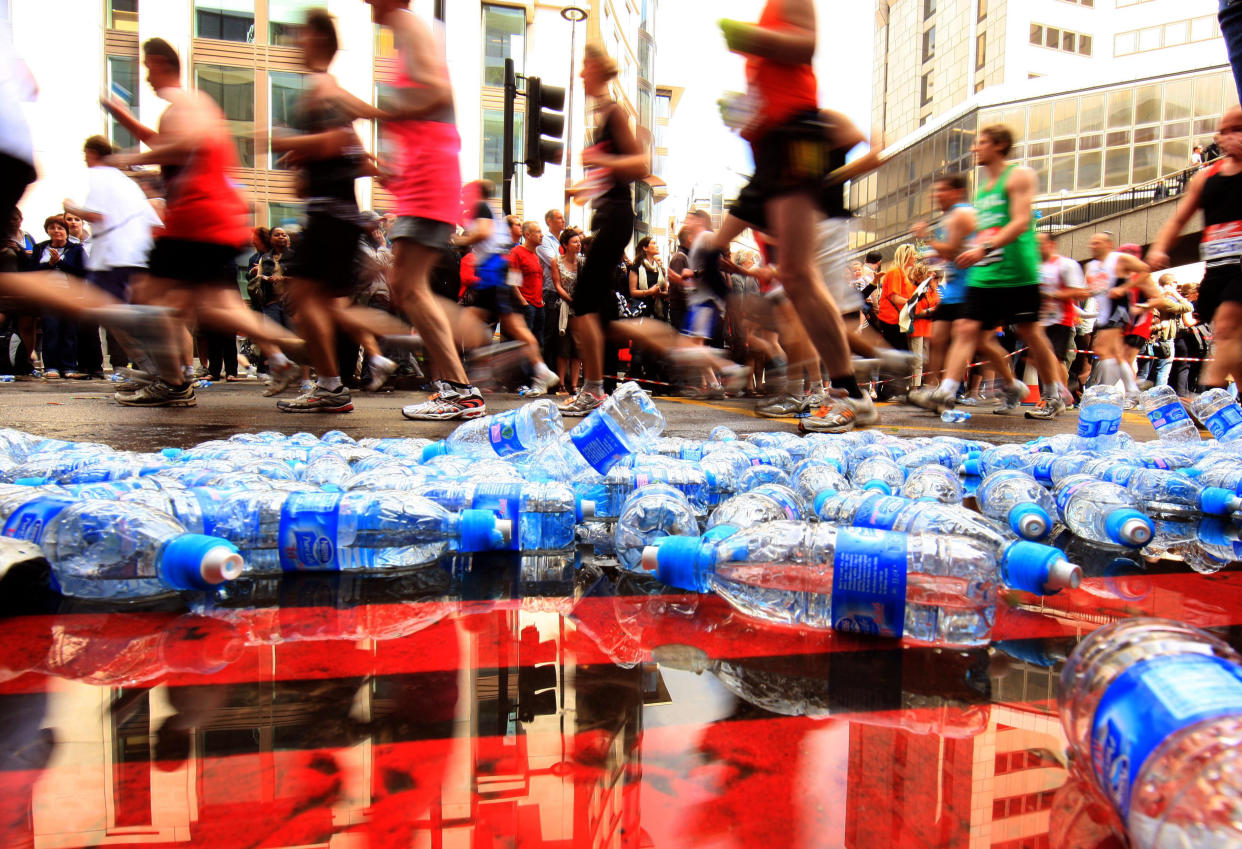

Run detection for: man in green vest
[[909, 124, 1069, 417]]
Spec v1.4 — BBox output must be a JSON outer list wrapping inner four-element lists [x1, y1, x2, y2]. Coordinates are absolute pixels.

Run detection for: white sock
[[809, 379, 824, 393], [939, 379, 960, 397], [1120, 361, 1139, 393], [369, 353, 392, 369], [534, 361, 556, 380], [268, 352, 291, 369], [318, 375, 342, 391], [789, 378, 805, 397]]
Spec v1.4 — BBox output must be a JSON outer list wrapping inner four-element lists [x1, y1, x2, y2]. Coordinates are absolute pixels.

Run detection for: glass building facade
[[850, 65, 1235, 254]]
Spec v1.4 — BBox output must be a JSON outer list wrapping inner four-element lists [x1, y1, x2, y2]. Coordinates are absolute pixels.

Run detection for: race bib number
[[1202, 222, 1242, 268]]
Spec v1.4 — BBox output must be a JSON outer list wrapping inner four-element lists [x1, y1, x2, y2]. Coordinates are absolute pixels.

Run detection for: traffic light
[[517, 625, 558, 722], [524, 76, 566, 178]]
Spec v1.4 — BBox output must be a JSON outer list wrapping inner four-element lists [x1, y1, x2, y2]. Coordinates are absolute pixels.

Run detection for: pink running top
[[382, 60, 461, 224]]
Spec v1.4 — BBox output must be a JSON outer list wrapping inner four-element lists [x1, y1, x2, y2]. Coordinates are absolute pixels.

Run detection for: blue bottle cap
[[702, 524, 737, 543], [1105, 508, 1154, 547], [14, 477, 46, 487], [160, 447, 184, 460], [813, 489, 840, 516], [647, 535, 714, 593], [1007, 502, 1051, 540], [157, 534, 243, 591], [962, 459, 983, 477], [1200, 486, 1242, 516], [421, 441, 449, 462], [1001, 541, 1082, 594], [1197, 518, 1240, 548], [861, 480, 892, 495], [459, 508, 506, 552], [1181, 467, 1203, 479]]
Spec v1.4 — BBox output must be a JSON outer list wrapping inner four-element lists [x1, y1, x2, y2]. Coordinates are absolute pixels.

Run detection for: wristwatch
[[982, 241, 995, 254]]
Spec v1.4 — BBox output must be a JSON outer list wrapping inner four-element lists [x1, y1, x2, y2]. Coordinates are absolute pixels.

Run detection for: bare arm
[[451, 216, 493, 248], [101, 96, 158, 144], [956, 168, 1035, 269], [917, 206, 976, 261], [720, 0, 816, 64], [1148, 169, 1207, 269], [386, 12, 452, 120], [583, 105, 649, 181], [61, 200, 104, 224]]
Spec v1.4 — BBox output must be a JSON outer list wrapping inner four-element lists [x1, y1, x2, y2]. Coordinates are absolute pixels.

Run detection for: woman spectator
[[626, 236, 664, 318], [32, 215, 88, 379], [1148, 275, 1191, 388], [1173, 282, 1207, 398], [874, 244, 916, 352], [905, 265, 940, 389], [552, 228, 583, 395]]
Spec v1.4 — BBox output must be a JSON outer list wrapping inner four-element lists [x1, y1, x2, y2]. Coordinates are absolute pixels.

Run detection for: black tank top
[[1200, 165, 1242, 279], [592, 103, 634, 208]]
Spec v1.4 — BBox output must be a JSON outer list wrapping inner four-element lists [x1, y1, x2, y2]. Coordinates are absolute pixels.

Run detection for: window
[[1061, 31, 1076, 53], [1078, 34, 1092, 56], [1138, 26, 1161, 52], [977, 0, 987, 21], [268, 0, 303, 47], [194, 64, 255, 167], [483, 4, 525, 88], [1054, 99, 1077, 136], [1133, 144, 1159, 182], [1078, 151, 1102, 189], [269, 202, 305, 229], [1164, 20, 1189, 48], [975, 33, 986, 69], [1115, 32, 1137, 56], [1030, 24, 1043, 46], [1135, 84, 1162, 125], [1105, 147, 1131, 187], [269, 71, 311, 169], [1045, 27, 1059, 49], [920, 71, 934, 106], [1108, 89, 1133, 129], [106, 56, 139, 150], [108, 0, 138, 32], [1051, 155, 1075, 192], [923, 0, 936, 19], [656, 93, 671, 121], [481, 107, 524, 187], [922, 26, 936, 62], [195, 2, 255, 43]]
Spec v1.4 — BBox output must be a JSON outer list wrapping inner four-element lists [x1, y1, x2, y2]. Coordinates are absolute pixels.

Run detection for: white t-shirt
[[82, 166, 162, 271], [686, 230, 723, 309], [1038, 255, 1086, 327], [0, 18, 35, 167]]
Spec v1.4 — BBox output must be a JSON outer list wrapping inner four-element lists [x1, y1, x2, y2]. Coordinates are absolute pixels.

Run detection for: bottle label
[[570, 413, 631, 474], [634, 472, 652, 488], [1077, 413, 1121, 439], [1205, 405, 1242, 441], [831, 528, 908, 639], [488, 410, 527, 457], [1055, 480, 1093, 515], [278, 492, 343, 572], [756, 486, 801, 520], [1146, 401, 1191, 433], [852, 494, 908, 531], [471, 483, 523, 550], [1092, 653, 1242, 817], [1031, 455, 1056, 486], [1, 497, 73, 544]]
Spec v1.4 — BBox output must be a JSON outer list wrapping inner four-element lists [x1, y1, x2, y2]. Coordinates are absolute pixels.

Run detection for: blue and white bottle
[[976, 470, 1056, 540]]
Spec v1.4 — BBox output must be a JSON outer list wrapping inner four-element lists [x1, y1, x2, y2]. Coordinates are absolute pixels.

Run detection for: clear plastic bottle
[[790, 459, 851, 507], [1114, 468, 1242, 518], [1054, 474, 1154, 548], [603, 462, 711, 518], [301, 446, 354, 490], [413, 480, 578, 551], [1058, 618, 1242, 849], [212, 490, 510, 574], [850, 456, 907, 495], [534, 382, 665, 480], [961, 443, 1040, 478], [941, 409, 972, 423], [900, 465, 963, 503], [643, 521, 1000, 647], [423, 399, 564, 461], [1077, 385, 1125, 452], [708, 425, 738, 442], [1191, 388, 1242, 444], [2, 498, 242, 600], [706, 483, 806, 532], [1141, 385, 1201, 444], [614, 484, 700, 571], [976, 470, 1056, 540]]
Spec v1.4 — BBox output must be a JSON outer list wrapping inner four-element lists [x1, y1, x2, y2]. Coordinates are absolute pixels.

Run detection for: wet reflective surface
[[1, 543, 1239, 849]]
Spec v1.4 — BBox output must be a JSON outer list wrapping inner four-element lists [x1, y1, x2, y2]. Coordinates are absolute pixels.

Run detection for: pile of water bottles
[[3, 380, 1242, 846]]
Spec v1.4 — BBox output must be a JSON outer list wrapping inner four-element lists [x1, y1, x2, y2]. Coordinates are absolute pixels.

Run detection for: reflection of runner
[[1149, 104, 1242, 395], [103, 38, 299, 407], [911, 174, 974, 391], [367, 0, 485, 420], [1028, 232, 1087, 418], [908, 125, 1069, 419]]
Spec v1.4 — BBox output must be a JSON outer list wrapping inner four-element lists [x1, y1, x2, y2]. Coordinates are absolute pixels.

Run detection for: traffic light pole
[[434, 0, 445, 21], [503, 58, 516, 215]]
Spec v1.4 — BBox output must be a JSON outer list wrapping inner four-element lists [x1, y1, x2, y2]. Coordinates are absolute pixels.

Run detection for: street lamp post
[[561, 5, 588, 220]]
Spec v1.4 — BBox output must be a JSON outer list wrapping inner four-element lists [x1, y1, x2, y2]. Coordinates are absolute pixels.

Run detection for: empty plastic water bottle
[[900, 465, 963, 503], [413, 480, 578, 551], [2, 498, 241, 600], [535, 382, 665, 480], [1077, 385, 1125, 452], [1054, 475, 1154, 548], [976, 470, 1055, 540], [941, 409, 972, 424], [423, 399, 564, 461], [1140, 386, 1201, 444], [1192, 388, 1242, 443], [851, 456, 907, 495], [614, 484, 699, 571], [603, 462, 711, 518], [1107, 467, 1242, 517], [790, 459, 851, 506], [1059, 618, 1242, 849], [211, 490, 510, 574], [706, 483, 805, 532], [708, 425, 738, 442], [642, 521, 1001, 647]]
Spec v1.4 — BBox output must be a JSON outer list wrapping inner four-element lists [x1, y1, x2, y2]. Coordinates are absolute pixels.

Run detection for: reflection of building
[[850, 64, 1235, 257], [10, 0, 660, 236], [873, 0, 1227, 141]]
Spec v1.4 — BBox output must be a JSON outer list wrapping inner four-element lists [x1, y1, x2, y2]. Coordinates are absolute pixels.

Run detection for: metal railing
[[1035, 163, 1201, 234]]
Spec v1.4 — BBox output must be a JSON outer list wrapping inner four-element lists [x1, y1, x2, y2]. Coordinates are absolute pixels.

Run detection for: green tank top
[[969, 164, 1039, 288]]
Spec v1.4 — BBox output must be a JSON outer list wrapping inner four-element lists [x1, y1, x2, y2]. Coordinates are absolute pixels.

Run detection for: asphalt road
[[0, 377, 1168, 450]]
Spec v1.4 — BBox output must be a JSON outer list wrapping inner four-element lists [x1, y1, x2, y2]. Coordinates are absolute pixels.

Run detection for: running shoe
[[719, 363, 751, 396], [558, 388, 606, 417], [43, 370, 60, 380], [1123, 392, 1141, 410], [800, 397, 857, 433], [801, 387, 828, 413], [525, 365, 560, 397], [908, 386, 956, 415], [365, 356, 398, 392], [277, 385, 354, 414], [1025, 396, 1066, 420], [706, 384, 726, 400], [993, 379, 1029, 414], [958, 394, 982, 406], [756, 394, 803, 418], [115, 380, 196, 408], [262, 360, 300, 397], [402, 383, 487, 421]]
